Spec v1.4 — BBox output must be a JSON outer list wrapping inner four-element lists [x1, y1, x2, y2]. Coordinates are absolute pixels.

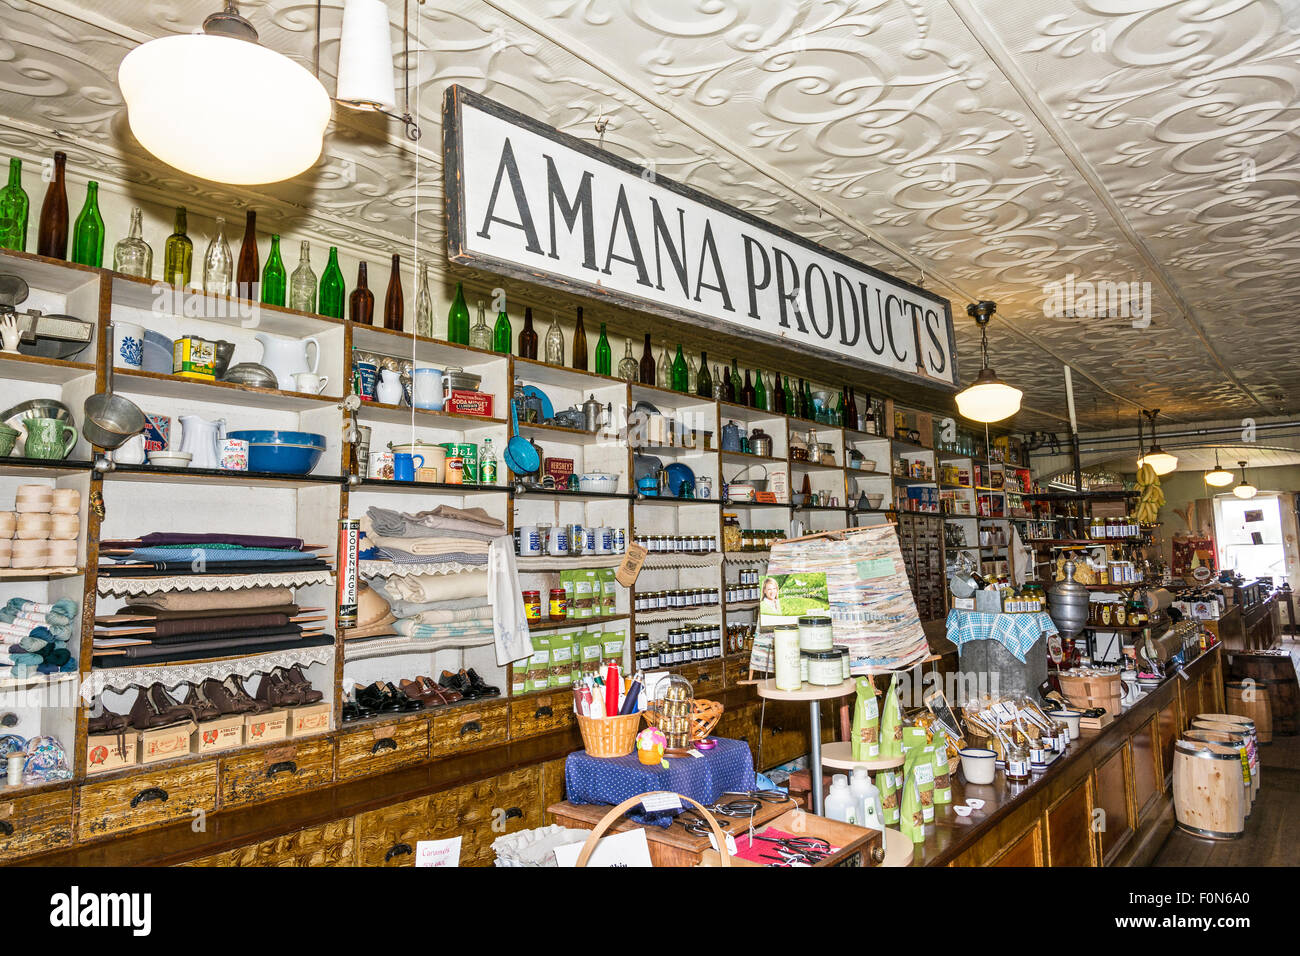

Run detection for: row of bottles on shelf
[[1088, 516, 1144, 539]]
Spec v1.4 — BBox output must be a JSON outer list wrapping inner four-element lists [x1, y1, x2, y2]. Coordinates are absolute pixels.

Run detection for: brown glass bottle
[[383, 253, 404, 331], [741, 368, 755, 408], [639, 333, 655, 385], [35, 151, 68, 260], [518, 306, 538, 359], [572, 306, 588, 370], [236, 209, 259, 299], [349, 262, 374, 325]]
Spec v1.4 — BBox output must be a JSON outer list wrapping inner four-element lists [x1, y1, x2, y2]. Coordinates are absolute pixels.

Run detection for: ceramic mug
[[392, 452, 424, 482], [354, 361, 379, 401], [114, 322, 145, 369], [22, 417, 77, 460], [515, 525, 541, 557], [294, 372, 329, 395]]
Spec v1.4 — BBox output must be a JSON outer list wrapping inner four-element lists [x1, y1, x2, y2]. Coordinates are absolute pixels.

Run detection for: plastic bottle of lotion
[[850, 767, 884, 831], [825, 773, 857, 824]]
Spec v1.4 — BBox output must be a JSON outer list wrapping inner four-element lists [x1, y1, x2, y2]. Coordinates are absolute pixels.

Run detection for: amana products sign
[[443, 86, 957, 391]]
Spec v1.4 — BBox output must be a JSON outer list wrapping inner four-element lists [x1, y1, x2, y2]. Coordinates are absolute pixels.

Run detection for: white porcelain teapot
[[255, 330, 320, 391]]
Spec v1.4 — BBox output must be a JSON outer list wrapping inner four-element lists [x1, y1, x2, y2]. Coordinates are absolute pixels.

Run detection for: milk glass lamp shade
[[337, 0, 397, 110], [1204, 451, 1233, 487], [955, 367, 1023, 423], [1233, 462, 1257, 499], [1136, 447, 1178, 476], [118, 35, 331, 185]]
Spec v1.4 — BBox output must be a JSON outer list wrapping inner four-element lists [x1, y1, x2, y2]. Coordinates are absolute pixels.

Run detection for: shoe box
[[287, 702, 331, 738], [191, 714, 246, 754], [245, 709, 290, 744], [139, 721, 197, 764], [85, 732, 138, 775]]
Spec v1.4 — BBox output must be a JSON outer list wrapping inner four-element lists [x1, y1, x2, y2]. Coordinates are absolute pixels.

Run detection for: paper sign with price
[[415, 836, 462, 867]]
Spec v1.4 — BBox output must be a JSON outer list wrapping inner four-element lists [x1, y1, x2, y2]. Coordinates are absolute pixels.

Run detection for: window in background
[[1214, 494, 1286, 581]]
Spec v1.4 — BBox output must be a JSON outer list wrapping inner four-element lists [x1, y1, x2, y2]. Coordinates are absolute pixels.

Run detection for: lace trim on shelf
[[96, 570, 335, 596], [641, 553, 723, 569], [359, 561, 483, 578], [82, 645, 335, 698]]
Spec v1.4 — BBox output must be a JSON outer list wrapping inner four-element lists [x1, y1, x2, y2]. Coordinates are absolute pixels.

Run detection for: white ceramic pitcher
[[255, 331, 320, 391], [179, 415, 225, 469]]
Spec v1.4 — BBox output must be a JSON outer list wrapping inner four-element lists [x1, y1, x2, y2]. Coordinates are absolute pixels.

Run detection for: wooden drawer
[[355, 793, 440, 867], [682, 661, 725, 697], [456, 767, 543, 866], [219, 738, 336, 809], [539, 757, 567, 823], [756, 700, 811, 770], [509, 692, 575, 741], [335, 717, 429, 781], [0, 786, 74, 860], [429, 701, 509, 758], [77, 761, 218, 841], [182, 819, 355, 867]]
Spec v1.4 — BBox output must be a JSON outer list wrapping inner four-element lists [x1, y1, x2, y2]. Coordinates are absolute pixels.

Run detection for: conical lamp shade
[[337, 0, 397, 111]]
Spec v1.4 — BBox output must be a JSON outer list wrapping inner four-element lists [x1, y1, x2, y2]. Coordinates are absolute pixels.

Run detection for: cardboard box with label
[[288, 702, 331, 738], [139, 721, 196, 764], [245, 709, 289, 745], [191, 715, 245, 754], [86, 732, 137, 775]]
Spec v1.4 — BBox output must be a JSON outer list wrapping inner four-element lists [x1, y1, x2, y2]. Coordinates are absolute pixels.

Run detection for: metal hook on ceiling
[[595, 107, 609, 150]]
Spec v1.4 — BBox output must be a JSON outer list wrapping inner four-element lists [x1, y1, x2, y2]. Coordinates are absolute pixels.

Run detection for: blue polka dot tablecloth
[[564, 737, 755, 827], [946, 608, 1057, 663]]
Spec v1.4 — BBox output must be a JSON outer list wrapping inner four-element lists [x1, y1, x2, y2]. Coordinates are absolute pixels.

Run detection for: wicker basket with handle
[[577, 711, 644, 758], [574, 791, 732, 867]]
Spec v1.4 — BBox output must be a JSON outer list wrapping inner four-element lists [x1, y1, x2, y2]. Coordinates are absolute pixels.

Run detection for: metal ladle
[[83, 322, 146, 466]]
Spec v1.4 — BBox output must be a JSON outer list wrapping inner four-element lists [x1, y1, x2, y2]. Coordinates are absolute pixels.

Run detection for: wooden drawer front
[[0, 787, 74, 860], [757, 700, 810, 770], [429, 701, 509, 758], [539, 758, 568, 823], [356, 795, 434, 867], [1157, 697, 1180, 790], [991, 823, 1042, 866], [336, 718, 429, 781], [455, 767, 543, 866], [1132, 717, 1161, 821], [1046, 780, 1095, 867], [1094, 743, 1134, 863], [77, 762, 218, 841], [683, 661, 725, 697], [219, 738, 336, 808], [509, 693, 575, 741], [715, 701, 759, 756], [183, 819, 355, 867]]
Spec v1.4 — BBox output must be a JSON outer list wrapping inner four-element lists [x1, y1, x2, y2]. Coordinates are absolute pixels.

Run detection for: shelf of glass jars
[[112, 367, 340, 412], [0, 458, 95, 478], [528, 613, 629, 633], [353, 400, 506, 429], [0, 352, 96, 386], [105, 463, 346, 488], [639, 552, 723, 570]]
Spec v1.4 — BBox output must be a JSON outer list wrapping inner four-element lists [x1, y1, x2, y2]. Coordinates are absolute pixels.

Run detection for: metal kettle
[[1048, 560, 1091, 645], [582, 393, 604, 432], [721, 420, 744, 452], [750, 427, 773, 457]]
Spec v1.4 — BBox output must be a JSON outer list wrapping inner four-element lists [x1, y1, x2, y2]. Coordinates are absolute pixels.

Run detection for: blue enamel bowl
[[227, 430, 326, 475]]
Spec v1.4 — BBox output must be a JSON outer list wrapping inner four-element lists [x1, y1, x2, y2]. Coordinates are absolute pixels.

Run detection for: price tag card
[[640, 792, 682, 812], [415, 836, 462, 867], [615, 543, 648, 588]]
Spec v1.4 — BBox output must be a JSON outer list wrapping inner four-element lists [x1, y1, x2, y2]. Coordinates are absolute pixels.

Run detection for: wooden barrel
[[1172, 739, 1246, 840], [1183, 728, 1256, 807], [1225, 681, 1273, 743], [1228, 653, 1298, 735], [1193, 715, 1260, 789]]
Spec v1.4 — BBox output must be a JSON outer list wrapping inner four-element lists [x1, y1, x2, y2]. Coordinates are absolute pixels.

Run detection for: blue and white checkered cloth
[[946, 608, 1057, 663]]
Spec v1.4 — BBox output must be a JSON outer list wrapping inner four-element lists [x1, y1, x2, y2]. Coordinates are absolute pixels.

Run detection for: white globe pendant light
[[1135, 409, 1177, 475], [118, 2, 330, 185], [955, 300, 1022, 423], [1232, 461, 1257, 499], [1204, 449, 1233, 487]]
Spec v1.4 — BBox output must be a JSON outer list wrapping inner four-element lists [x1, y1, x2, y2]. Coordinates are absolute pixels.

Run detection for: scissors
[[675, 811, 731, 836], [749, 832, 832, 854], [710, 789, 790, 818]]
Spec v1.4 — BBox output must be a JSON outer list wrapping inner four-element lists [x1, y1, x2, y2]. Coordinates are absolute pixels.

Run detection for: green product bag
[[560, 571, 576, 619], [899, 756, 925, 844], [901, 725, 930, 753], [851, 677, 880, 760], [600, 568, 617, 613], [548, 631, 574, 688], [580, 631, 604, 679], [600, 629, 626, 670], [880, 673, 904, 758], [931, 730, 952, 804], [524, 641, 551, 693], [876, 770, 899, 826]]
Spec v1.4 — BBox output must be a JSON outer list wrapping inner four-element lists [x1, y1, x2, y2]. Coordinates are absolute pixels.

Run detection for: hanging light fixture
[[118, 2, 331, 185], [335, 0, 421, 140], [1204, 449, 1233, 487], [955, 300, 1022, 423], [1233, 460, 1257, 499], [1135, 409, 1178, 475]]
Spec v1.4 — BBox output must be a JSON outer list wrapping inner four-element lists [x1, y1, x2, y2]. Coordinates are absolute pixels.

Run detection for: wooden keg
[[1183, 728, 1255, 807], [1193, 715, 1260, 790], [1225, 681, 1273, 743], [1172, 739, 1246, 840], [1228, 652, 1298, 735]]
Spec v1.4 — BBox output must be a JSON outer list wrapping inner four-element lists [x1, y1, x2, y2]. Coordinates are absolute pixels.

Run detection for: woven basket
[[691, 698, 724, 740], [577, 711, 644, 758], [1058, 672, 1121, 714]]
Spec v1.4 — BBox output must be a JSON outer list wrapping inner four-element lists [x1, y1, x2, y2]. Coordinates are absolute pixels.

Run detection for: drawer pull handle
[[698, 672, 711, 681], [371, 737, 398, 755], [769, 726, 783, 735], [504, 806, 523, 820], [266, 760, 298, 779], [385, 843, 412, 862], [459, 720, 482, 736], [534, 705, 553, 718], [0, 820, 12, 837], [131, 787, 169, 808]]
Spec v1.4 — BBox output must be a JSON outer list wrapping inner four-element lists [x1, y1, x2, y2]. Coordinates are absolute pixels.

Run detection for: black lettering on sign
[[477, 137, 542, 254], [835, 272, 860, 347], [602, 184, 652, 287], [774, 247, 807, 332], [803, 262, 835, 339], [743, 235, 771, 320], [861, 284, 887, 356], [884, 294, 910, 363], [545, 155, 596, 270], [695, 221, 733, 311], [650, 198, 689, 296]]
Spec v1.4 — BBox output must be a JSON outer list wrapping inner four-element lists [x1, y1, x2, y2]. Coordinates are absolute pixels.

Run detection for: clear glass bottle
[[261, 234, 286, 306], [113, 207, 153, 279], [544, 312, 564, 365], [0, 158, 29, 252], [163, 206, 193, 287], [469, 299, 493, 350], [202, 216, 233, 295], [617, 339, 638, 382], [414, 262, 434, 337], [71, 181, 104, 267], [656, 344, 672, 389], [686, 353, 698, 394], [289, 240, 316, 312]]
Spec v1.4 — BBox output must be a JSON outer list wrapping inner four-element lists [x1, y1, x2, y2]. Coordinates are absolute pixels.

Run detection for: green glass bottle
[[447, 281, 470, 345], [696, 352, 712, 398], [70, 181, 104, 267], [0, 158, 29, 251], [492, 296, 512, 353], [754, 368, 767, 411], [319, 246, 345, 318], [782, 376, 793, 416], [162, 206, 193, 287], [730, 359, 742, 400], [594, 323, 612, 375], [671, 344, 688, 392], [261, 234, 286, 306]]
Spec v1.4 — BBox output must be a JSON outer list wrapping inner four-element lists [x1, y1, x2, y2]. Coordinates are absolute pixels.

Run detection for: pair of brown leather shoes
[[186, 676, 269, 717], [128, 683, 201, 730], [254, 665, 324, 708], [398, 675, 462, 707]]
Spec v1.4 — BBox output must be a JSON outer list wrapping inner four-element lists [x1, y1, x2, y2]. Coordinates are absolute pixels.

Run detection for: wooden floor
[[1152, 639, 1300, 867]]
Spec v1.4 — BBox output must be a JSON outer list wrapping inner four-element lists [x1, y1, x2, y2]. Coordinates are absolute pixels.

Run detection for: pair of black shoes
[[345, 681, 423, 721], [439, 668, 499, 700]]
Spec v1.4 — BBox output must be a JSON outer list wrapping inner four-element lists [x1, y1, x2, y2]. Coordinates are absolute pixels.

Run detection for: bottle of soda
[[479, 437, 498, 486]]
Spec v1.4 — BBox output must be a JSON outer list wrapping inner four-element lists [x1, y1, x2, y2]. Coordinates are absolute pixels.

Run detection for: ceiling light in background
[[118, 1, 330, 185], [337, 0, 397, 111], [1136, 408, 1178, 475], [1204, 449, 1233, 487], [1233, 460, 1257, 499], [955, 300, 1022, 423]]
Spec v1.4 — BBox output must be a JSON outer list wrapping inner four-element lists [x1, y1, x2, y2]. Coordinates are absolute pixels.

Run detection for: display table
[[820, 741, 904, 771], [755, 678, 855, 815]]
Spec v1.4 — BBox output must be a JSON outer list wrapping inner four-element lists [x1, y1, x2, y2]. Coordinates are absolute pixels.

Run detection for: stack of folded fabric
[[342, 578, 494, 656], [93, 585, 332, 667], [0, 598, 79, 679], [360, 505, 505, 567], [97, 531, 331, 577]]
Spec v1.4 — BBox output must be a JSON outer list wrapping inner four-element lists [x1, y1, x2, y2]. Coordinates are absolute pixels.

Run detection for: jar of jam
[[522, 590, 542, 622], [548, 588, 567, 621]]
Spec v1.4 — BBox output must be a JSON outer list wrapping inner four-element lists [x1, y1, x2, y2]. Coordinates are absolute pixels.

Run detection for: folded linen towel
[[405, 605, 492, 625], [361, 523, 491, 556], [383, 571, 489, 604], [374, 547, 489, 567], [367, 505, 504, 539], [393, 619, 494, 640]]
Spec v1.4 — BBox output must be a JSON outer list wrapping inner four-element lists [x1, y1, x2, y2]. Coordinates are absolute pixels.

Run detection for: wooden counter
[[907, 644, 1223, 867]]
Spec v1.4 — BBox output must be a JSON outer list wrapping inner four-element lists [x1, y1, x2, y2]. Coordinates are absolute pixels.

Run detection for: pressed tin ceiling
[[0, 0, 1297, 429]]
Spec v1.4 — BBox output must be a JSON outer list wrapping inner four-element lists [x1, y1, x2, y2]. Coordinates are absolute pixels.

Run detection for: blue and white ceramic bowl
[[227, 430, 326, 475]]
